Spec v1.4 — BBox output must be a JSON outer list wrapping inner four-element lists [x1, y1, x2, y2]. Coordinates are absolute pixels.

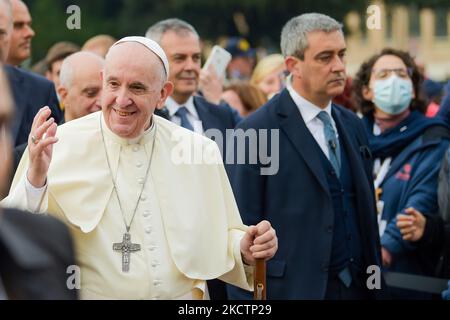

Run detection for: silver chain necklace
[[99, 116, 157, 272]]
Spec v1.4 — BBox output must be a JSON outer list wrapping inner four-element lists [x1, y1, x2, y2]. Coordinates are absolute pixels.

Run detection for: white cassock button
[[153, 280, 162, 286], [151, 260, 159, 267], [148, 245, 156, 252], [143, 211, 150, 218], [138, 178, 145, 185], [145, 227, 152, 234], [133, 146, 140, 152], [136, 162, 143, 168], [141, 195, 147, 201]]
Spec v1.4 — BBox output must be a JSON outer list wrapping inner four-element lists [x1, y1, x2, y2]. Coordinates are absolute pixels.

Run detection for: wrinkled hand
[[240, 221, 278, 266], [199, 65, 223, 105], [397, 207, 426, 242], [27, 106, 58, 188], [381, 247, 392, 267]]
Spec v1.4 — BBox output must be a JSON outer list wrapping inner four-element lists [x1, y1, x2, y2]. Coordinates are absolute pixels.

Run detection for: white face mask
[[372, 75, 413, 115]]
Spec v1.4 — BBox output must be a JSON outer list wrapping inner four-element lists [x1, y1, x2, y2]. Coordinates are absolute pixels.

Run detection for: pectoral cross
[[113, 233, 141, 272]]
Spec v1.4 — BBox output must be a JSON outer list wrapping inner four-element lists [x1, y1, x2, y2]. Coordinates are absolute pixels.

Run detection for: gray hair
[[145, 18, 199, 44], [60, 51, 104, 88], [280, 13, 343, 59]]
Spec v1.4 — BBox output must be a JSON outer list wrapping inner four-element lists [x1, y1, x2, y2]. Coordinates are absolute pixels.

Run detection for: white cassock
[[2, 112, 253, 299]]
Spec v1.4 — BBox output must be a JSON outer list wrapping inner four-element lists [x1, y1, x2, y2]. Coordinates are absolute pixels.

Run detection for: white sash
[[373, 157, 392, 236]]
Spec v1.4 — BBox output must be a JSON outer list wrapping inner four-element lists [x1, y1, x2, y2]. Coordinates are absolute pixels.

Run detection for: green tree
[[26, 0, 375, 62]]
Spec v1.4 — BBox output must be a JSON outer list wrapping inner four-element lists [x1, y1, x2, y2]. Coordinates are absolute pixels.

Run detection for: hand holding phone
[[202, 45, 232, 79]]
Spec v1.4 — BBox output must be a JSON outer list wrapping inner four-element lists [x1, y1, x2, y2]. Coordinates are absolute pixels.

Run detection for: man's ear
[[57, 86, 68, 103], [285, 56, 302, 79], [156, 81, 174, 109], [45, 70, 52, 82]]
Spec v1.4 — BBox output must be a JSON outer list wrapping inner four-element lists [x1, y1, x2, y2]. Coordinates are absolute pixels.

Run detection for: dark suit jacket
[[157, 96, 241, 160], [0, 208, 77, 300], [13, 143, 27, 174], [193, 96, 241, 133], [226, 89, 384, 299], [4, 65, 63, 147]]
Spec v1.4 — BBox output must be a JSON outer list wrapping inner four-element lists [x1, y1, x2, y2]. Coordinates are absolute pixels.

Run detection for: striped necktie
[[175, 106, 194, 131], [317, 111, 341, 177]]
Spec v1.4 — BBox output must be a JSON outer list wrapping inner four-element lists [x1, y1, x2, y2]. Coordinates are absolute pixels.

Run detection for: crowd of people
[[0, 0, 450, 300]]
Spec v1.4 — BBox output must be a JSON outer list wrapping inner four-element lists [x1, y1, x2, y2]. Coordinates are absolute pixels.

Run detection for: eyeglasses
[[373, 68, 413, 80]]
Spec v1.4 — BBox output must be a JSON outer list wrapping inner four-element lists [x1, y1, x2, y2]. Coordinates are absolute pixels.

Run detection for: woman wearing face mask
[[354, 48, 450, 299]]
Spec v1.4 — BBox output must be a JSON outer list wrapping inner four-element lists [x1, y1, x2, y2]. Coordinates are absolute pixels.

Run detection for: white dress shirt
[[287, 84, 338, 159], [165, 96, 204, 135]]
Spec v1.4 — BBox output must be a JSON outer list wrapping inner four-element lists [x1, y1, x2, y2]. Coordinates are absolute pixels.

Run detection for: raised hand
[[199, 65, 223, 105], [27, 106, 59, 188]]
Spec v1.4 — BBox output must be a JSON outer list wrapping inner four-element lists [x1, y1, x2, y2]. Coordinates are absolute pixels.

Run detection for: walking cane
[[253, 258, 266, 300]]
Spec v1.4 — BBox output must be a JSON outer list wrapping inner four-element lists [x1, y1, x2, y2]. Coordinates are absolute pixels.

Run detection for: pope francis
[[2, 37, 278, 299]]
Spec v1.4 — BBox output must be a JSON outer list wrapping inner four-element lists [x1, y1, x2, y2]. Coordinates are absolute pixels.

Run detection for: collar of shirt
[[287, 83, 333, 126], [101, 113, 156, 146], [165, 96, 199, 121], [286, 80, 338, 159]]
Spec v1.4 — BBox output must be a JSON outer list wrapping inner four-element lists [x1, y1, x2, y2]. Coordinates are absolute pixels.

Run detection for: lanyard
[[373, 157, 392, 190], [374, 157, 391, 237]]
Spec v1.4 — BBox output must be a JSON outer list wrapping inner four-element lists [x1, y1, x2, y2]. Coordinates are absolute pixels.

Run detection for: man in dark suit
[[146, 19, 241, 159], [5, 64, 63, 147], [0, 64, 77, 300], [0, 0, 63, 148], [227, 13, 384, 300], [6, 0, 34, 67]]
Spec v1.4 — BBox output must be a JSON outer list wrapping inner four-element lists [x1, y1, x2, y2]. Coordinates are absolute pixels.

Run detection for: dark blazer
[[0, 208, 77, 300], [226, 89, 384, 299], [157, 96, 241, 159], [4, 65, 63, 147], [193, 96, 242, 134]]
